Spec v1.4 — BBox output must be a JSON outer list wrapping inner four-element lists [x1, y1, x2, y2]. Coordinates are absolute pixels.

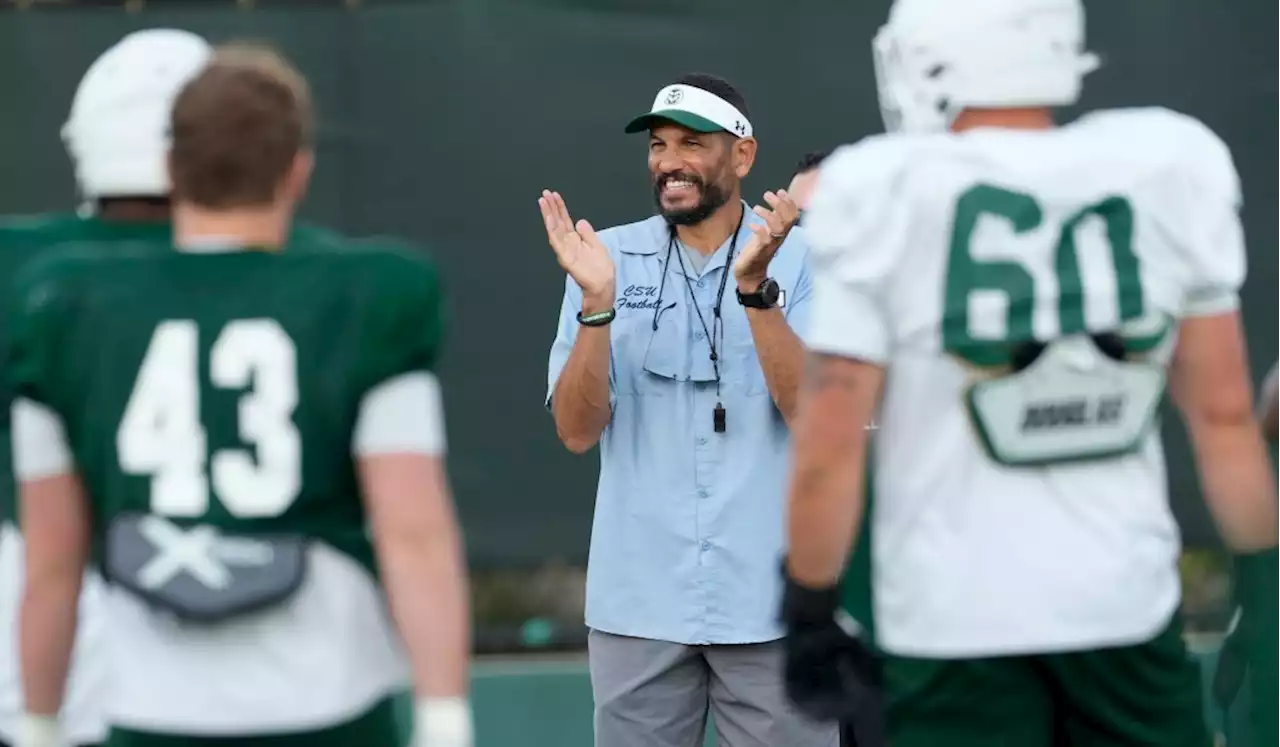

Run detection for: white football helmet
[[62, 29, 213, 200], [872, 0, 1099, 133]]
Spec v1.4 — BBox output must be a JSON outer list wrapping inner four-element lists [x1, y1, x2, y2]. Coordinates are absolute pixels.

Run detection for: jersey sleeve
[[351, 247, 448, 457], [801, 138, 909, 364], [6, 257, 77, 478], [1158, 113, 1246, 317], [6, 255, 70, 408], [0, 226, 57, 412], [361, 247, 445, 382], [11, 398, 73, 480], [353, 371, 446, 456]]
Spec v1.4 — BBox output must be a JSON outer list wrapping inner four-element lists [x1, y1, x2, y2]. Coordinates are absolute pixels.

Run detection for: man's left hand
[[734, 189, 799, 289], [779, 563, 884, 729]]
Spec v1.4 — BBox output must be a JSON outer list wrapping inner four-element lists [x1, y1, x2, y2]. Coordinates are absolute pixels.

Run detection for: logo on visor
[[665, 88, 684, 105], [733, 120, 746, 135]]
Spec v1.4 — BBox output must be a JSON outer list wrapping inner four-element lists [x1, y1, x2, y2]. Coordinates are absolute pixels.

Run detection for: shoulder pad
[[1158, 111, 1240, 208], [1086, 108, 1240, 207], [288, 222, 347, 247], [819, 134, 918, 197], [1085, 108, 1245, 300], [802, 134, 924, 276], [9, 241, 100, 305], [348, 236, 438, 274]]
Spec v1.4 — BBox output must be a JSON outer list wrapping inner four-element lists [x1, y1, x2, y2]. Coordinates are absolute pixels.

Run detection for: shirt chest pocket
[[609, 311, 669, 397], [609, 304, 768, 397]]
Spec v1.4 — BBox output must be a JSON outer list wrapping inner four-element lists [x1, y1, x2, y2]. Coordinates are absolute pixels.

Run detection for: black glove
[[779, 560, 884, 731]]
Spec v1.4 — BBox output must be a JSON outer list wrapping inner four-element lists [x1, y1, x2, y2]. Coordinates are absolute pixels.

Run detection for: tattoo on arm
[[803, 353, 861, 393]]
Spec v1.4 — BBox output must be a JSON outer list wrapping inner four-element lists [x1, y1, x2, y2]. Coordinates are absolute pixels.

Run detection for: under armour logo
[[733, 121, 746, 135], [665, 88, 683, 105], [136, 517, 274, 591]]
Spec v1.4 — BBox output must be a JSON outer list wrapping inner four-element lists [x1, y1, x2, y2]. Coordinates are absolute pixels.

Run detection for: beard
[[652, 170, 732, 227]]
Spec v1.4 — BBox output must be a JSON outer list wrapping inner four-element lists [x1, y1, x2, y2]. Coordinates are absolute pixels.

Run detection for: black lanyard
[[650, 211, 745, 433]]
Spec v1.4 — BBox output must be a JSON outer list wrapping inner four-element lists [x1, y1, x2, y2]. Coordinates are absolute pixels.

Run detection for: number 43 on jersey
[[117, 319, 303, 519]]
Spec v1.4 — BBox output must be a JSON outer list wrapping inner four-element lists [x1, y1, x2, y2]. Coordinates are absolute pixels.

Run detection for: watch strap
[[737, 279, 777, 309]]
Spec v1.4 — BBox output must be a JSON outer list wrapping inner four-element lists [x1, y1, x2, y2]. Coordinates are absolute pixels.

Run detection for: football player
[[0, 28, 213, 747], [778, 1, 1278, 746], [789, 150, 885, 747], [10, 44, 472, 747]]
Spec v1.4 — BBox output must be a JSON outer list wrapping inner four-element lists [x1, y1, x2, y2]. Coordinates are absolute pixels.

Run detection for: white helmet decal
[[873, 0, 1099, 134], [62, 28, 213, 200]]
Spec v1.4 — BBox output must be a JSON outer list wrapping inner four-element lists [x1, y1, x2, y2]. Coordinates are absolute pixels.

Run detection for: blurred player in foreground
[[0, 28, 213, 747], [788, 147, 886, 747], [778, 0, 1279, 745], [1214, 359, 1280, 747], [11, 44, 472, 747]]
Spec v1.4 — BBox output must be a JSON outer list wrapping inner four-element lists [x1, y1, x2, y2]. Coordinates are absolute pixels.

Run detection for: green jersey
[[0, 217, 345, 526], [6, 227, 443, 736], [840, 468, 876, 642], [7, 230, 442, 570], [0, 214, 172, 524]]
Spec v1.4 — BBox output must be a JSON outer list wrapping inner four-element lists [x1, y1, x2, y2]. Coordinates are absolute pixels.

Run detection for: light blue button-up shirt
[[546, 204, 813, 645]]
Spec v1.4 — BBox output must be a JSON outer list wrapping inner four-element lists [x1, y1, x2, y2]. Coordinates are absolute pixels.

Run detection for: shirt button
[[697, 279, 706, 288], [694, 331, 704, 340], [697, 437, 708, 446], [701, 541, 711, 551], [697, 489, 708, 498]]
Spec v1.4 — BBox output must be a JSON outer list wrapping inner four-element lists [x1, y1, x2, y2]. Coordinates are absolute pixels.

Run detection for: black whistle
[[713, 404, 727, 433]]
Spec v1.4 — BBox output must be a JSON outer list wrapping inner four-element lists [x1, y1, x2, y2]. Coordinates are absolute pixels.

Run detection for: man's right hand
[[539, 190, 615, 309]]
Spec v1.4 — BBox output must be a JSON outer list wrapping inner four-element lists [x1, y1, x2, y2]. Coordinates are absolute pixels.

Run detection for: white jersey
[[804, 108, 1244, 658]]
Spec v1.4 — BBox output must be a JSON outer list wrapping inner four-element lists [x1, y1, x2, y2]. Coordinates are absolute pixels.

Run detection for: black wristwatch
[[737, 278, 781, 309]]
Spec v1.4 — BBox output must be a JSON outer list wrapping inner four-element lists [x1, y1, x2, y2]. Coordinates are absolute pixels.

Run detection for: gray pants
[[589, 629, 839, 747]]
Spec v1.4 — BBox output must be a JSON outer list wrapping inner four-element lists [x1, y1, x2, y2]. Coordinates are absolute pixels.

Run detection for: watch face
[[760, 278, 781, 305]]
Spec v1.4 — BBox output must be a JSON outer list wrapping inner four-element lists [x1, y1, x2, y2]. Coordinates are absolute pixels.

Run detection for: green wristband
[[577, 308, 616, 327]]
